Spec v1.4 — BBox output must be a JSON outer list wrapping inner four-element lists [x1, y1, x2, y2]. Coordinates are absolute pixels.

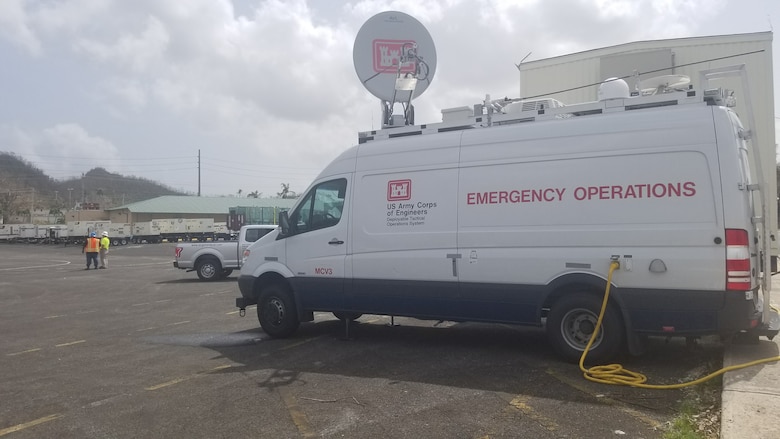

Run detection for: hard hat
[[89, 232, 96, 237], [102, 231, 108, 236]]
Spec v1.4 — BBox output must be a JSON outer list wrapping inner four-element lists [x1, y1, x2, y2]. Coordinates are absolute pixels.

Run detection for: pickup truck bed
[[173, 225, 277, 281]]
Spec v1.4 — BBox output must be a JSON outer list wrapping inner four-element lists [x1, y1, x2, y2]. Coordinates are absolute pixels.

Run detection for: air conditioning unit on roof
[[503, 98, 565, 114]]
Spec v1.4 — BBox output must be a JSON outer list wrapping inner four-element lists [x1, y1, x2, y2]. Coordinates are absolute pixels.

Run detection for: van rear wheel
[[546, 294, 624, 363], [257, 285, 299, 338]]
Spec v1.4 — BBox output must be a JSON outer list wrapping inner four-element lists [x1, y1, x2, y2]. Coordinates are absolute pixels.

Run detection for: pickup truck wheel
[[257, 285, 299, 338], [546, 294, 624, 364], [333, 312, 362, 321], [221, 268, 234, 278], [196, 257, 221, 281]]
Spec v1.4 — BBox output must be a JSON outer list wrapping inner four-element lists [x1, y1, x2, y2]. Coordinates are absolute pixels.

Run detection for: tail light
[[725, 229, 751, 290], [174, 247, 182, 258]]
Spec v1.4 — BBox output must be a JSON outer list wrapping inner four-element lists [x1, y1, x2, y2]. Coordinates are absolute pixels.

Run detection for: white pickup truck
[[173, 224, 277, 281]]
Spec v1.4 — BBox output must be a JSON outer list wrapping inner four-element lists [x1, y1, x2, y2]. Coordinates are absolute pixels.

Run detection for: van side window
[[288, 178, 347, 235]]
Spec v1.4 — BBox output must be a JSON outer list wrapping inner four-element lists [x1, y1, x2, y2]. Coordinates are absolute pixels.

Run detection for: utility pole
[[68, 188, 73, 209], [198, 149, 201, 197], [30, 187, 34, 223]]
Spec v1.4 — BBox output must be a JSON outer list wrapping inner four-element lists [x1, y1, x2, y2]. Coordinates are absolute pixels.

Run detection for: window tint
[[288, 178, 347, 235]]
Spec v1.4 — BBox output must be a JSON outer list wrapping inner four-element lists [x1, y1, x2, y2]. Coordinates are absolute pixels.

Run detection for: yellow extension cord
[[579, 261, 780, 389]]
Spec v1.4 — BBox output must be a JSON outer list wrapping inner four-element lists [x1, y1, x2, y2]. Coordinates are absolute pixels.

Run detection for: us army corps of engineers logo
[[386, 180, 437, 227]]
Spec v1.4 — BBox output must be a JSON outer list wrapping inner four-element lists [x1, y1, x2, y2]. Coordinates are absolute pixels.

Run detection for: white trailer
[[107, 223, 132, 245], [132, 221, 162, 243], [185, 218, 215, 241], [0, 224, 18, 241]]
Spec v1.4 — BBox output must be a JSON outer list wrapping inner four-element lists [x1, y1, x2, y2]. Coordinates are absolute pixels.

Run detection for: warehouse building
[[104, 195, 297, 225]]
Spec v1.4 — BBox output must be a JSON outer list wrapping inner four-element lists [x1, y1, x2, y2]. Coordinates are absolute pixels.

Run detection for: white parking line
[[0, 260, 71, 271]]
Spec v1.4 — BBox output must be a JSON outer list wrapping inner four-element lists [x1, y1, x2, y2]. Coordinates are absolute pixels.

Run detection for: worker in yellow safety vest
[[99, 231, 110, 269], [82, 232, 100, 270]]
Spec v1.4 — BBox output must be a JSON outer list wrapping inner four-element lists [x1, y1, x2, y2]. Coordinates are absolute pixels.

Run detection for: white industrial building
[[517, 31, 777, 260]]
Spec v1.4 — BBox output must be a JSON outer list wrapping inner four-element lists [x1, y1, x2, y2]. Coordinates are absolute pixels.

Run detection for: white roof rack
[[358, 86, 719, 144]]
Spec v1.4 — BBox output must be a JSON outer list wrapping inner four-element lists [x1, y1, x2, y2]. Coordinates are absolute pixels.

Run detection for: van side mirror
[[278, 211, 290, 238]]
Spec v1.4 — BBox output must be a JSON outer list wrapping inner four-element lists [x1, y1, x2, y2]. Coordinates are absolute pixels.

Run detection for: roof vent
[[503, 98, 565, 113]]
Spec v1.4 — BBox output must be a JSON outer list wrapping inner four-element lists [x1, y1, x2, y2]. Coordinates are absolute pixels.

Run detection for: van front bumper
[[236, 275, 257, 310]]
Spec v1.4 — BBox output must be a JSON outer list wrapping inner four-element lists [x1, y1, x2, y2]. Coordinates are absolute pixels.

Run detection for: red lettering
[[651, 183, 667, 197], [683, 181, 696, 196]]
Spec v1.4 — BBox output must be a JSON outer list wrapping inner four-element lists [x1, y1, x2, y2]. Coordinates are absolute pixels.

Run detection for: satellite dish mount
[[353, 12, 437, 128]]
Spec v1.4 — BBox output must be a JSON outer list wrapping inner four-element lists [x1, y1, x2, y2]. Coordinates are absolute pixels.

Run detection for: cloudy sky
[[1, 0, 778, 198]]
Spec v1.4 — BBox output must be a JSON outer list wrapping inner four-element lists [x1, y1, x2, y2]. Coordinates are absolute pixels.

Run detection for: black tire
[[221, 268, 234, 278], [546, 294, 624, 363], [257, 285, 299, 338], [333, 312, 362, 321], [120, 239, 128, 245], [196, 257, 221, 281]]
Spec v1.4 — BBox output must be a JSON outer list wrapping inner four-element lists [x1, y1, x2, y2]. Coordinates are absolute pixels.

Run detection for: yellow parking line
[[6, 348, 41, 356], [44, 315, 65, 319], [279, 336, 323, 351], [136, 327, 157, 332], [506, 395, 559, 432], [55, 340, 86, 347], [166, 321, 190, 326], [132, 302, 150, 307], [0, 414, 63, 436], [145, 365, 231, 391], [278, 387, 316, 438]]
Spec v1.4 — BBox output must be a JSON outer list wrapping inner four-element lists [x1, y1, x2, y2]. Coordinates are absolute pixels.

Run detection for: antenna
[[353, 11, 437, 128]]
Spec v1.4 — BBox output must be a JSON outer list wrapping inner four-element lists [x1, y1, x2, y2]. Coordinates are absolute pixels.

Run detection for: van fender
[[542, 272, 640, 354], [250, 260, 294, 279], [249, 262, 313, 323]]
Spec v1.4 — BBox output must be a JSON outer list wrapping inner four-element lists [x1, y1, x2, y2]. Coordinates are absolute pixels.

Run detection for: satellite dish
[[639, 74, 690, 95], [353, 11, 437, 104]]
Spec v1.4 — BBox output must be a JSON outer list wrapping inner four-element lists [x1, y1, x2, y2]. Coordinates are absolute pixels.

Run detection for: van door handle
[[329, 239, 344, 245], [446, 253, 462, 277]]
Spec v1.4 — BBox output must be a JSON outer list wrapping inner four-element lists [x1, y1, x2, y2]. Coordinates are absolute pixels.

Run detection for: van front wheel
[[257, 285, 299, 338], [546, 294, 624, 363]]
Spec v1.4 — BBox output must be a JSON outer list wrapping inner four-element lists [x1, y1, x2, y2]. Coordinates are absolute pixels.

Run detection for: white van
[[237, 71, 779, 362]]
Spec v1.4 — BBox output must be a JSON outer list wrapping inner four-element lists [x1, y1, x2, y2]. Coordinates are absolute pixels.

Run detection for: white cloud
[[0, 0, 775, 196], [74, 15, 169, 73], [0, 0, 41, 55]]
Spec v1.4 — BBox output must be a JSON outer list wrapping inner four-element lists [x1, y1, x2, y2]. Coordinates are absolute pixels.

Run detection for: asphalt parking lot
[[0, 242, 723, 438]]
